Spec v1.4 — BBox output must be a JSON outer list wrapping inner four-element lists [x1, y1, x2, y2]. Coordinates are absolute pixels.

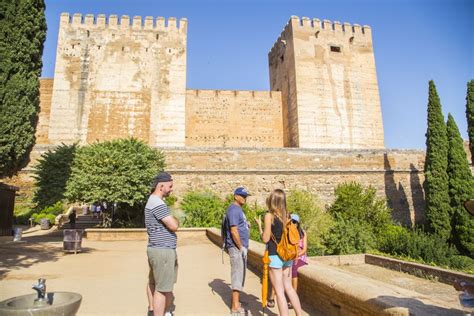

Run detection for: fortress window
[[122, 46, 124, 52], [330, 46, 341, 53], [87, 30, 90, 37], [156, 34, 159, 40], [280, 55, 284, 62], [315, 31, 320, 39], [98, 45, 101, 50], [349, 36, 354, 44], [72, 44, 75, 49]]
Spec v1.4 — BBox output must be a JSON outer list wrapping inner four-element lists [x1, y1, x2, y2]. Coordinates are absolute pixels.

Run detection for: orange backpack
[[272, 218, 300, 261]]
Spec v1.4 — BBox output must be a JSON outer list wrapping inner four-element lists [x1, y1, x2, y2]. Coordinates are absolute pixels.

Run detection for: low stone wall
[[365, 254, 474, 285], [207, 228, 466, 315]]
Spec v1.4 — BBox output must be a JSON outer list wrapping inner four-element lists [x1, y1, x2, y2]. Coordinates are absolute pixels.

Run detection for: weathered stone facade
[[47, 13, 187, 147], [185, 90, 283, 148], [269, 17, 384, 148], [38, 14, 384, 149]]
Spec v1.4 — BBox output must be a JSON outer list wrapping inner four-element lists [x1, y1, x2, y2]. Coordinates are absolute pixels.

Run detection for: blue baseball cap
[[290, 214, 300, 222], [234, 187, 250, 197]]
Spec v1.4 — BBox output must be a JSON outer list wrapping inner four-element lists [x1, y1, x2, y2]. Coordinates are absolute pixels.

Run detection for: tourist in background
[[256, 189, 302, 316], [224, 186, 251, 316], [145, 172, 179, 316], [289, 213, 308, 308], [68, 210, 76, 229]]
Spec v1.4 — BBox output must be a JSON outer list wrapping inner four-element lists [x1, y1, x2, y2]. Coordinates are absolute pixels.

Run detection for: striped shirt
[[144, 194, 177, 249]]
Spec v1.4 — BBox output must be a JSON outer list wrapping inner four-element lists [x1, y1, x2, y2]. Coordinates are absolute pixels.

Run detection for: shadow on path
[[367, 296, 467, 315], [0, 230, 96, 280], [208, 278, 278, 316]]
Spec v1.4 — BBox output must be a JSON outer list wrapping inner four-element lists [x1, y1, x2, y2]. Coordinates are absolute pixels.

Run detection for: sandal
[[267, 299, 275, 308]]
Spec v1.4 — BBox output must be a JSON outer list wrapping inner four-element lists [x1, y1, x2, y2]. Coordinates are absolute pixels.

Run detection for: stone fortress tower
[[47, 13, 187, 147], [25, 13, 433, 227], [269, 16, 384, 149], [38, 13, 384, 150]]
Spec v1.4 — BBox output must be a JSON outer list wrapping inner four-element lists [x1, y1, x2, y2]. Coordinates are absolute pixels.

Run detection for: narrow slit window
[[330, 46, 341, 53], [280, 55, 284, 62]]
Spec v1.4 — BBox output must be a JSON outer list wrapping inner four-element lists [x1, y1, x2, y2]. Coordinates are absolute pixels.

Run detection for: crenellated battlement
[[289, 16, 371, 35], [269, 16, 372, 56], [60, 12, 187, 33]]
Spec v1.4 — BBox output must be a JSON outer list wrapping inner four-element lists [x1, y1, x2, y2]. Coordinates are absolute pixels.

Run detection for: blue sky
[[41, 0, 473, 149]]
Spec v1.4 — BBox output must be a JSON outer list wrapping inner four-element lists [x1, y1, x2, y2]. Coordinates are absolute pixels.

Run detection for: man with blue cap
[[224, 186, 251, 315]]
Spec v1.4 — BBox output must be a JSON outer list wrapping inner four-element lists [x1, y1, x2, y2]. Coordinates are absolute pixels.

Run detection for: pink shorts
[[292, 259, 307, 277]]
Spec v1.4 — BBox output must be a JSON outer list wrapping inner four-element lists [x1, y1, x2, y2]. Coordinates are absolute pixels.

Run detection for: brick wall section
[[36, 79, 54, 144], [185, 89, 283, 148]]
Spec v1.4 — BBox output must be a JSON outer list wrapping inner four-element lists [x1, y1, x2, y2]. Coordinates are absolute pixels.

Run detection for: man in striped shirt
[[145, 172, 179, 316]]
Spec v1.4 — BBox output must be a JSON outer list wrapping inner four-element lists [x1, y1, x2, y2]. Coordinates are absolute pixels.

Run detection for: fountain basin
[[0, 292, 81, 316]]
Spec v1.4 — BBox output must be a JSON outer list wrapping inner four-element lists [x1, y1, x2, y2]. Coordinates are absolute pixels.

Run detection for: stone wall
[[269, 17, 384, 149], [185, 89, 283, 148], [162, 147, 426, 226], [46, 13, 187, 147]]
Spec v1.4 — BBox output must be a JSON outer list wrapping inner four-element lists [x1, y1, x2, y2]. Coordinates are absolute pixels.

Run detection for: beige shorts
[[147, 247, 178, 292]]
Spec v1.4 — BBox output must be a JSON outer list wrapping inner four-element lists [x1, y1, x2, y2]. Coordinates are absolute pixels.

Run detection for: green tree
[[0, 0, 47, 177], [32, 143, 77, 211], [424, 80, 451, 241], [467, 80, 474, 165], [65, 138, 165, 226], [447, 114, 474, 256]]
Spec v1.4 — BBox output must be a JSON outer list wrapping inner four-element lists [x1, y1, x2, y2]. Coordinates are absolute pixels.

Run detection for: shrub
[[329, 182, 392, 237], [286, 189, 333, 256], [324, 215, 375, 255], [323, 182, 391, 255], [378, 224, 458, 267], [30, 202, 64, 224], [181, 191, 225, 228]]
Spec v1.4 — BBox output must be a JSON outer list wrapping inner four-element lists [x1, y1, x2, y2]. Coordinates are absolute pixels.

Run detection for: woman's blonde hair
[[266, 189, 288, 222]]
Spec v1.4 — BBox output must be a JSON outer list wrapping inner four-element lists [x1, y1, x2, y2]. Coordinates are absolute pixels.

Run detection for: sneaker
[[164, 312, 173, 316], [230, 307, 247, 315], [147, 310, 153, 316]]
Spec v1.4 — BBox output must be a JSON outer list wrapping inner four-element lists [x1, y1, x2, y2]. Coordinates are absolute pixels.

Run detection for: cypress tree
[[424, 80, 451, 241], [0, 0, 47, 177], [467, 80, 474, 165], [447, 114, 474, 256]]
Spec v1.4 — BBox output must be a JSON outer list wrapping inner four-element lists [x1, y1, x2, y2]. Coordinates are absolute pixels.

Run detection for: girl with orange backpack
[[256, 189, 302, 316]]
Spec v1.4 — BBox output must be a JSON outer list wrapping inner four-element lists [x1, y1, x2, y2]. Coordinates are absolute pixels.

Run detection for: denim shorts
[[269, 255, 293, 269]]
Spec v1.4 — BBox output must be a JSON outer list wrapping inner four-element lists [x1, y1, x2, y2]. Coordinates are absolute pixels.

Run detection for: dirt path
[[0, 234, 313, 315]]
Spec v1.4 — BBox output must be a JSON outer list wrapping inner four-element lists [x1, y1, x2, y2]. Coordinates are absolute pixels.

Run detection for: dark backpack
[[221, 213, 229, 263], [221, 213, 229, 250]]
